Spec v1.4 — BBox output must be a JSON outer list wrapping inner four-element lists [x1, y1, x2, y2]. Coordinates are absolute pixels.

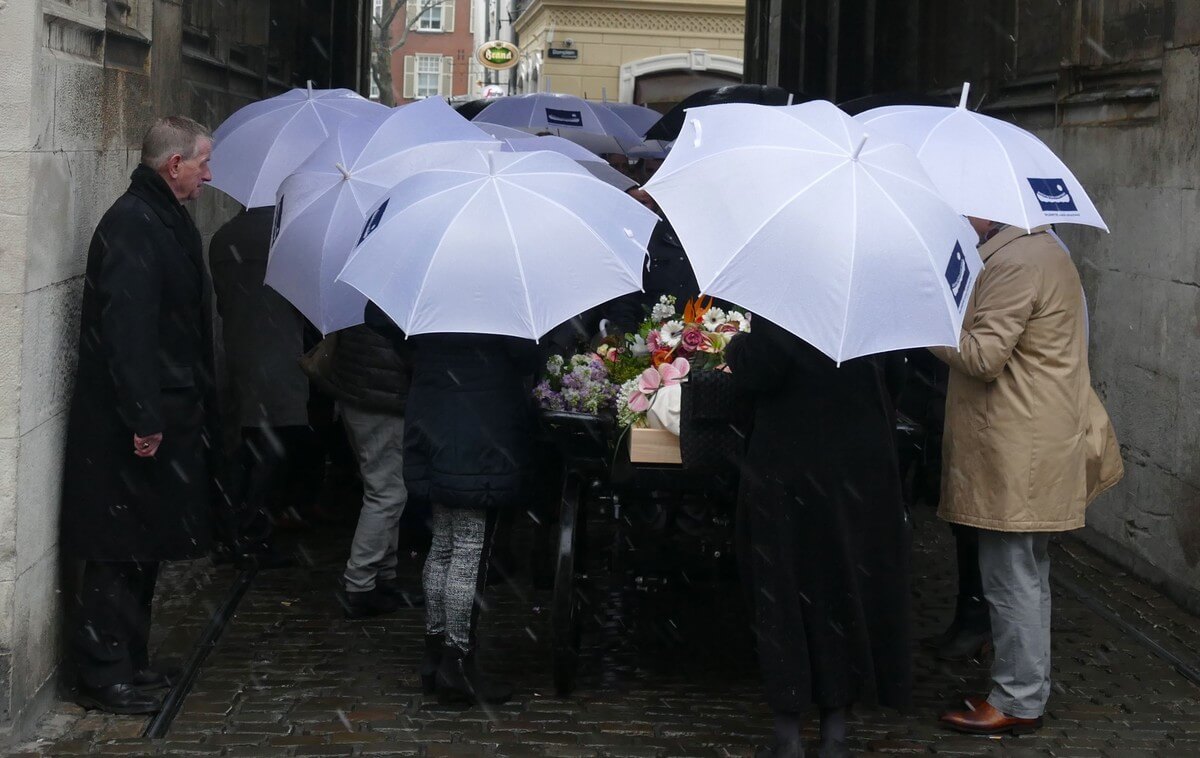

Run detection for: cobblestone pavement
[[18, 500, 1200, 757]]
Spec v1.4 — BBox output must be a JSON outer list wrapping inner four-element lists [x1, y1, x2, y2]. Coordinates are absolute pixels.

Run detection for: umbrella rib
[[404, 180, 493, 330], [492, 185, 538, 338], [914, 110, 954, 156], [242, 102, 323, 204], [697, 160, 847, 292], [859, 166, 961, 338], [834, 163, 860, 366], [496, 176, 646, 285], [860, 155, 966, 206], [779, 109, 852, 155]]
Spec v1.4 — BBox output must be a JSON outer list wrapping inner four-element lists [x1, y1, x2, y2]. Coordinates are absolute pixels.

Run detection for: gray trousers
[[978, 530, 1053, 719], [341, 404, 407, 592]]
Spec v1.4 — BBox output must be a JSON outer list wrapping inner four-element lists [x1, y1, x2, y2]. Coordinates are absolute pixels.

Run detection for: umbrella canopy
[[210, 85, 387, 208], [643, 100, 982, 364], [498, 135, 635, 190], [837, 91, 954, 117], [593, 101, 662, 136], [473, 93, 643, 155], [644, 84, 801, 141], [266, 97, 499, 334], [855, 83, 1108, 231], [337, 149, 659, 339]]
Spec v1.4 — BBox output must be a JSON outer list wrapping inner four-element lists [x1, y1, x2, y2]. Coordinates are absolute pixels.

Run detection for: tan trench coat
[[933, 226, 1123, 532]]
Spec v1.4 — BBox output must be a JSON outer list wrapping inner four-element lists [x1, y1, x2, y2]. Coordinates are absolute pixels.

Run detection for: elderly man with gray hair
[[61, 116, 221, 714]]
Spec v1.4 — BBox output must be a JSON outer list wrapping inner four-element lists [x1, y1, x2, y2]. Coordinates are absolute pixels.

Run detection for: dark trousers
[[73, 561, 159, 688], [228, 425, 318, 546], [953, 524, 989, 630]]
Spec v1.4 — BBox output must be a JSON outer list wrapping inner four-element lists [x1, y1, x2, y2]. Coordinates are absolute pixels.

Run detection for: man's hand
[[133, 432, 163, 458]]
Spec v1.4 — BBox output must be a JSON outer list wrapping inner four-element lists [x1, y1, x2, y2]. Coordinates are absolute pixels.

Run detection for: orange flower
[[683, 296, 713, 325], [651, 349, 674, 367]]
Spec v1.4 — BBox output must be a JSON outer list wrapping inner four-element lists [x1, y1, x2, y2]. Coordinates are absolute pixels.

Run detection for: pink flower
[[658, 357, 690, 386], [715, 322, 739, 335], [646, 328, 663, 352], [637, 367, 662, 394], [627, 390, 651, 413], [679, 327, 705, 354]]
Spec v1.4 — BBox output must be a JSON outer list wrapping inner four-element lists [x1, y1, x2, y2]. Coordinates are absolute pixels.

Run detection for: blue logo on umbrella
[[1028, 178, 1078, 213], [358, 198, 389, 246], [945, 241, 970, 309], [546, 108, 583, 127]]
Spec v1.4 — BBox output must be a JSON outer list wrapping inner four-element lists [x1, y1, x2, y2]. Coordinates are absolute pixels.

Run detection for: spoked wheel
[[552, 468, 589, 696]]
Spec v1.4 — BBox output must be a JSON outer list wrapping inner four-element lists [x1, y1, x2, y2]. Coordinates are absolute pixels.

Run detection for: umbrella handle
[[958, 82, 970, 109]]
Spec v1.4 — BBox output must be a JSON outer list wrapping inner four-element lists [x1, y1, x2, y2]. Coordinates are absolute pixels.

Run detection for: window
[[408, 0, 454, 33], [403, 54, 455, 99], [370, 70, 380, 99], [417, 55, 441, 97], [373, 0, 384, 20]]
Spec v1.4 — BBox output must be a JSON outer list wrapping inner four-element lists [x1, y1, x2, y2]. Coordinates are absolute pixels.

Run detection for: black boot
[[419, 634, 443, 694], [335, 586, 400, 619], [436, 644, 513, 705], [74, 683, 163, 715]]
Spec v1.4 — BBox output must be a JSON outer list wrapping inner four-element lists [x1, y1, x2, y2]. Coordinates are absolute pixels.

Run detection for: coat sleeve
[[932, 258, 1037, 382], [97, 214, 165, 436], [725, 319, 793, 393]]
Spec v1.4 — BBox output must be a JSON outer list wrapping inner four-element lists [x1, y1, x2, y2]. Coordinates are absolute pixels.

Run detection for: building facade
[[512, 0, 745, 109], [373, 0, 475, 103], [745, 0, 1200, 611], [0, 0, 369, 738]]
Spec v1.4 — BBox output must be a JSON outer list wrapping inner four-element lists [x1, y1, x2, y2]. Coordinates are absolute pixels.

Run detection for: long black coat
[[209, 207, 309, 428], [726, 317, 912, 712], [61, 166, 220, 561], [394, 326, 539, 511]]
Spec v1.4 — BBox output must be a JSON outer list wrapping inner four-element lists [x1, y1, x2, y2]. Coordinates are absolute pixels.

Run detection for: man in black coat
[[60, 116, 218, 714]]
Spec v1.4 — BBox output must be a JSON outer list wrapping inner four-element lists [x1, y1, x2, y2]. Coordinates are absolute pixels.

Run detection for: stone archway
[[618, 50, 743, 110]]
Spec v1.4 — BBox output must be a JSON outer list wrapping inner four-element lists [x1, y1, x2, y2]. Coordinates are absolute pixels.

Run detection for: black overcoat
[[726, 316, 912, 712], [209, 207, 309, 428], [604, 219, 700, 332], [395, 327, 539, 511], [61, 166, 220, 561]]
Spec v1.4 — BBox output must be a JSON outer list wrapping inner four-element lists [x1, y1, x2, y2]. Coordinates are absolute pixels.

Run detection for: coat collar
[[127, 164, 190, 230], [978, 224, 1052, 262]]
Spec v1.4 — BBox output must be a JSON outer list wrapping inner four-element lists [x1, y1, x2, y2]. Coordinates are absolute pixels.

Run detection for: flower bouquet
[[533, 295, 749, 466]]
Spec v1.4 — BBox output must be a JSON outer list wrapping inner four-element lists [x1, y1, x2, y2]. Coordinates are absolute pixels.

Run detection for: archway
[[619, 50, 743, 111]]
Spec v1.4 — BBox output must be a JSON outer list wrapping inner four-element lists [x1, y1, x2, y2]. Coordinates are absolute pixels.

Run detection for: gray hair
[[140, 116, 212, 169]]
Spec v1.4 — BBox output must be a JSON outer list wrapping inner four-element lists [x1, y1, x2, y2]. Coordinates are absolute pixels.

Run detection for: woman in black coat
[[367, 305, 538, 704], [726, 316, 912, 758]]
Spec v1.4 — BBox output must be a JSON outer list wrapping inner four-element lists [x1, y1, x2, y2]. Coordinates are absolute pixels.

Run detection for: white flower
[[629, 333, 650, 357], [659, 320, 684, 348], [700, 307, 727, 332], [650, 295, 676, 321], [740, 312, 752, 332]]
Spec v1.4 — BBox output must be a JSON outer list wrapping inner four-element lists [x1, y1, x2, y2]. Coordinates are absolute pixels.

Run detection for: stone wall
[[0, 0, 368, 737]]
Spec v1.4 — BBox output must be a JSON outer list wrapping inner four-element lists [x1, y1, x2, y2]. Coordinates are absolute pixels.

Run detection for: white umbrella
[[473, 93, 643, 155], [593, 101, 662, 136], [470, 123, 634, 188], [210, 84, 387, 208], [266, 97, 499, 334], [643, 99, 982, 364], [855, 83, 1108, 231], [337, 149, 659, 339], [500, 136, 636, 190]]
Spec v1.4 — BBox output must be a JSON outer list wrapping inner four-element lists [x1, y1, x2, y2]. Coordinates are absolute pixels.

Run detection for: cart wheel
[[552, 469, 587, 696]]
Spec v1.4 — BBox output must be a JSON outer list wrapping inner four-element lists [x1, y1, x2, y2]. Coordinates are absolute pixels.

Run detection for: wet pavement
[[16, 500, 1200, 757]]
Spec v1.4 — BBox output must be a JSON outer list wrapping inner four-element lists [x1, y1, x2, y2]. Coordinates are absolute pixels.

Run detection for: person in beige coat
[[935, 220, 1122, 736]]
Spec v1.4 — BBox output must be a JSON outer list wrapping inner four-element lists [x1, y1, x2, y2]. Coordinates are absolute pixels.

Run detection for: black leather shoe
[[336, 586, 401, 619], [74, 683, 162, 715], [133, 665, 181, 690]]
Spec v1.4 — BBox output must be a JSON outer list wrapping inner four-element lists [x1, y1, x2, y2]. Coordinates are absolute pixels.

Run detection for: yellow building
[[511, 0, 745, 111]]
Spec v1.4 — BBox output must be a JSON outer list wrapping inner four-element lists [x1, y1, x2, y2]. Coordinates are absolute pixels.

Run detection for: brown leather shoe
[[940, 699, 1043, 735]]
